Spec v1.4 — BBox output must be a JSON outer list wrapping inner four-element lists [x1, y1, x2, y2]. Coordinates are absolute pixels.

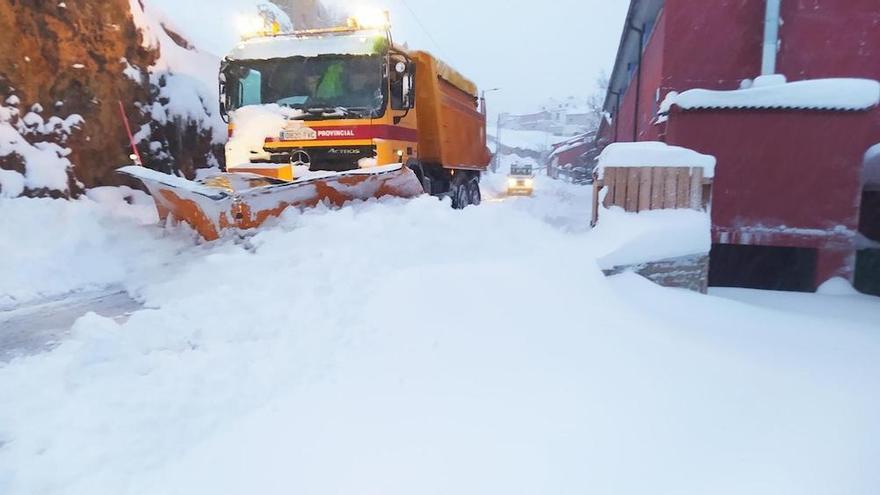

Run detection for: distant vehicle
[[507, 164, 535, 196]]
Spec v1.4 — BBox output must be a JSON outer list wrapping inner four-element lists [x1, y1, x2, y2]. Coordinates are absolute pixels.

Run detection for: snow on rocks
[[596, 141, 716, 178], [664, 76, 880, 112], [0, 169, 25, 198], [126, 0, 234, 143], [0, 99, 83, 197]]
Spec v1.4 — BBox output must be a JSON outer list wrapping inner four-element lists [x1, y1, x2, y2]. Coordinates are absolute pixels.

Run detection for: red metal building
[[547, 132, 596, 181], [598, 0, 880, 292]]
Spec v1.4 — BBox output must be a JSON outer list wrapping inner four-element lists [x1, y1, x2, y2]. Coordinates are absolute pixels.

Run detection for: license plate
[[281, 127, 317, 141]]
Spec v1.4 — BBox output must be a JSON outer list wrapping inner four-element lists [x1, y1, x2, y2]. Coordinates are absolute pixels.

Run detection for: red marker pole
[[118, 100, 144, 166]]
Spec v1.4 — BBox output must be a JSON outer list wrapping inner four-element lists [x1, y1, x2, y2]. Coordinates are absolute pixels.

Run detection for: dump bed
[[411, 51, 491, 171]]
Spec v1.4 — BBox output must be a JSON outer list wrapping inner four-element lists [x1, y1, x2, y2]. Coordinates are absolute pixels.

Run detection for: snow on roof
[[597, 141, 716, 178], [665, 76, 880, 112], [228, 30, 387, 61], [549, 134, 592, 158]]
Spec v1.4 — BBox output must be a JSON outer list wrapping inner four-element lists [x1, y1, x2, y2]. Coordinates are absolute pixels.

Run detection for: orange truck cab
[[220, 22, 491, 208]]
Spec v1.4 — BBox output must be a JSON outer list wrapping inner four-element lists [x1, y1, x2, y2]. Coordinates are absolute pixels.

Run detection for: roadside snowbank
[[590, 206, 711, 268], [0, 195, 189, 309]]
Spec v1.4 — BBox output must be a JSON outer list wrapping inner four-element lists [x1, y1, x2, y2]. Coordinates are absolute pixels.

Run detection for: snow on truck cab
[[121, 14, 491, 241]]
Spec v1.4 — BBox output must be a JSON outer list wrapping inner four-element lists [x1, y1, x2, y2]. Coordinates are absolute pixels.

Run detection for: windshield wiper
[[301, 106, 372, 118]]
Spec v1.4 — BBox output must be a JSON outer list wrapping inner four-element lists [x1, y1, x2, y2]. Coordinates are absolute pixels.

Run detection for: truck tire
[[467, 177, 481, 206], [452, 182, 470, 210]]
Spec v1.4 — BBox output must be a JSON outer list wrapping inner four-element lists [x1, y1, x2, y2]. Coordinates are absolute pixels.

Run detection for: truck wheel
[[452, 183, 470, 210], [467, 179, 482, 206]]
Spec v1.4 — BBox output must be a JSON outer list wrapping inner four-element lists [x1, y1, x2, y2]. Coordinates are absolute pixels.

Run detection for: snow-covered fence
[[590, 142, 717, 293], [593, 167, 711, 225], [591, 142, 715, 226]]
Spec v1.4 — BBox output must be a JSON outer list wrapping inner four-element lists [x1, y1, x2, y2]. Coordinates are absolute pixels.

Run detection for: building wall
[[606, 0, 880, 143], [662, 0, 764, 91], [599, 0, 880, 288], [778, 0, 880, 82], [551, 143, 589, 168], [605, 7, 668, 144], [636, 7, 667, 142], [666, 107, 878, 284]]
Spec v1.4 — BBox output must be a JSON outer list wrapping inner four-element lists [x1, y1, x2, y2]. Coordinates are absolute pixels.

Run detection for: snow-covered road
[[1, 176, 878, 495], [0, 289, 139, 362]]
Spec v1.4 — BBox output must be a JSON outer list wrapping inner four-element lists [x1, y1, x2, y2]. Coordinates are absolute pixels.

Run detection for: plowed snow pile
[[1, 189, 879, 495], [0, 192, 190, 308]]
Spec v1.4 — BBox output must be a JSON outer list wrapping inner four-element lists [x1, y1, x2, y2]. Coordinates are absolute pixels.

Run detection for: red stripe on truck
[[266, 125, 418, 144]]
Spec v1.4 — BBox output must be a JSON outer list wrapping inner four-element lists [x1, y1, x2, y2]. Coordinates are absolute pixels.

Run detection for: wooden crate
[[592, 166, 712, 226]]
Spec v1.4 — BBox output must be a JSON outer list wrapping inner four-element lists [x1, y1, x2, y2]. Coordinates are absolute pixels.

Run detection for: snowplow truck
[[121, 21, 491, 241]]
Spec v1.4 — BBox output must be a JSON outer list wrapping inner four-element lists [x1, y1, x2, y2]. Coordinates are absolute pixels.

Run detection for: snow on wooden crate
[[592, 142, 715, 226], [591, 142, 716, 293]]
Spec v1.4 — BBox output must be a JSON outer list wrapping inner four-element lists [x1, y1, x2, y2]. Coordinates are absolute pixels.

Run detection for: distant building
[[500, 97, 594, 136], [598, 0, 880, 293], [547, 132, 597, 182]]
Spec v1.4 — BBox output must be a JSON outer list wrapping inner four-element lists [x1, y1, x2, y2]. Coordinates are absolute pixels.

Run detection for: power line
[[396, 0, 444, 56]]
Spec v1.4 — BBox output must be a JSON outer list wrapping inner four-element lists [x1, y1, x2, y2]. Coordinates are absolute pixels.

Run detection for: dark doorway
[[859, 191, 880, 241], [855, 190, 880, 295], [709, 244, 818, 292], [855, 250, 880, 296]]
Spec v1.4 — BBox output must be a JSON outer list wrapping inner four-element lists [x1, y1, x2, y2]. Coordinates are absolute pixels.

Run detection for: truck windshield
[[224, 55, 385, 119]]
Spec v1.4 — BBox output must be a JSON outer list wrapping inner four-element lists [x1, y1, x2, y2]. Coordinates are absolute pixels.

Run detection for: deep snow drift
[[0, 178, 879, 495]]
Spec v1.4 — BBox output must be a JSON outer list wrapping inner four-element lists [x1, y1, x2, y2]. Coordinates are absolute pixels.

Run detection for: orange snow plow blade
[[119, 165, 424, 241]]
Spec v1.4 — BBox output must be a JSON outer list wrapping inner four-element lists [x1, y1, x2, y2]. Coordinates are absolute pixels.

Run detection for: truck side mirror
[[219, 101, 229, 123], [391, 61, 416, 112], [218, 76, 229, 123]]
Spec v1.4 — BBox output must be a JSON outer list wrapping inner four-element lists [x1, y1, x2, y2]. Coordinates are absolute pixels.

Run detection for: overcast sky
[[327, 0, 630, 114]]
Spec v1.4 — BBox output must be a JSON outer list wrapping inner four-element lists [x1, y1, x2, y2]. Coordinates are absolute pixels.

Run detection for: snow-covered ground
[[1, 175, 879, 495]]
